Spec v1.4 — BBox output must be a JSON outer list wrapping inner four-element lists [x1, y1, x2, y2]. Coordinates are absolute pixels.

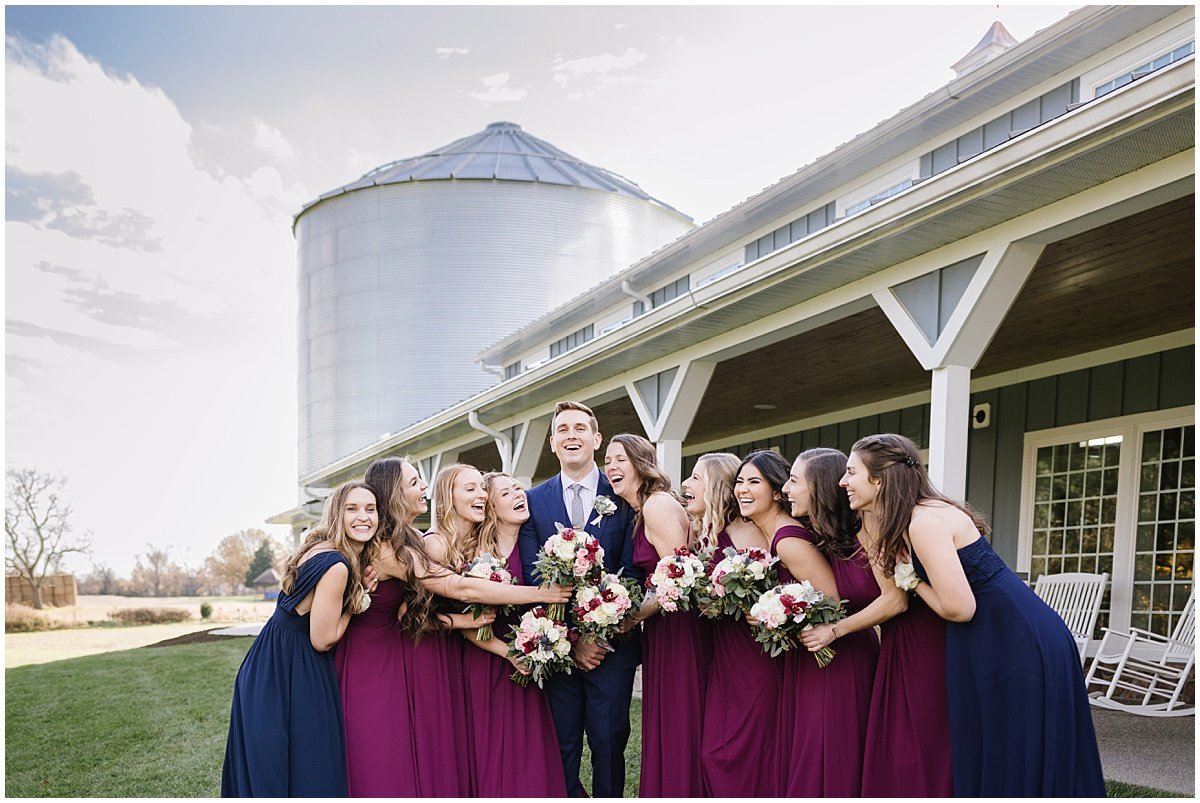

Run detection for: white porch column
[[874, 239, 1044, 502], [626, 360, 715, 491], [928, 364, 972, 500], [511, 414, 552, 488], [656, 440, 684, 491]]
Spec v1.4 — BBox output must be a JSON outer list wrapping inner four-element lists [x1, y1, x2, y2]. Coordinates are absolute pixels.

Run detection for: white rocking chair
[[1084, 585, 1195, 717], [1033, 571, 1108, 662]]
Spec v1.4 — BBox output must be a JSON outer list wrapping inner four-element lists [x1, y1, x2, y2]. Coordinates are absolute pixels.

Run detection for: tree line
[[75, 529, 290, 598], [7, 466, 290, 607]]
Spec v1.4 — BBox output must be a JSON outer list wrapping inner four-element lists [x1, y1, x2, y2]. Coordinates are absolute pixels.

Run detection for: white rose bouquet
[[460, 553, 515, 640], [750, 580, 847, 666], [534, 523, 605, 620], [647, 547, 710, 613], [507, 606, 575, 688], [697, 546, 779, 619], [572, 572, 642, 646], [893, 560, 921, 592]]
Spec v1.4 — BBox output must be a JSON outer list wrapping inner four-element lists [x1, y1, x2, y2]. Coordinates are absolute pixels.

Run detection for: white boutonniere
[[354, 587, 372, 614], [893, 561, 921, 592], [591, 495, 618, 526]]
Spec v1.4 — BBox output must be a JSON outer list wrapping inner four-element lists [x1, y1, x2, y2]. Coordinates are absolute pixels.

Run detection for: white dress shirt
[[560, 465, 601, 526]]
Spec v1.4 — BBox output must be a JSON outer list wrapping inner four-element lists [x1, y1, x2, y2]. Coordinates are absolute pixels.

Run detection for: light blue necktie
[[569, 483, 585, 529]]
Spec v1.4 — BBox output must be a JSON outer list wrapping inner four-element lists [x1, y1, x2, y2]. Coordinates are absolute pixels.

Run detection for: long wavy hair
[[736, 450, 793, 523], [364, 456, 443, 640], [280, 480, 376, 612], [851, 433, 989, 576], [432, 463, 483, 570], [693, 452, 742, 553], [610, 433, 680, 512], [473, 471, 520, 564], [793, 448, 860, 560]]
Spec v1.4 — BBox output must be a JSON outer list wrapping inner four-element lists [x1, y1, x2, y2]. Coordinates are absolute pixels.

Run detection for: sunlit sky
[[5, 4, 1078, 575]]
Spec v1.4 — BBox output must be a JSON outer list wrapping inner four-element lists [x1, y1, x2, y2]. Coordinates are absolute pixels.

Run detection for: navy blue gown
[[918, 537, 1105, 797], [221, 551, 350, 797]]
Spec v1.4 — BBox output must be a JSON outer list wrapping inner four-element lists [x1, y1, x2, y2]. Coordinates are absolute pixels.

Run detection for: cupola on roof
[[302, 121, 684, 215]]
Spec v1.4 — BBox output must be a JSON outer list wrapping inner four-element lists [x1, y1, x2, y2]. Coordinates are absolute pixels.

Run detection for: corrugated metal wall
[[295, 181, 693, 478], [685, 346, 1194, 564]]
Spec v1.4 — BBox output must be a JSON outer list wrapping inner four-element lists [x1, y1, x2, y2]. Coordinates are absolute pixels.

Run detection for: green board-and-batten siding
[[686, 346, 1194, 567]]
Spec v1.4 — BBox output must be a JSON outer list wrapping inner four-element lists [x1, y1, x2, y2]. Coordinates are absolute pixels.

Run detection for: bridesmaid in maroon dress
[[857, 560, 953, 796], [337, 457, 571, 796], [683, 453, 781, 797], [608, 434, 708, 798], [739, 449, 882, 796], [457, 471, 567, 797]]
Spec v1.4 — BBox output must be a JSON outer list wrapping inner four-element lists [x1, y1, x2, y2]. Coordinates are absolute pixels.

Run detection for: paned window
[[1132, 425, 1195, 635]]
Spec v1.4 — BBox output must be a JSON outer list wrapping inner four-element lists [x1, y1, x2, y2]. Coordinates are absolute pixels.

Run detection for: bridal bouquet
[[698, 546, 779, 619], [460, 553, 514, 640], [647, 547, 710, 613], [534, 523, 605, 620], [750, 580, 847, 665], [572, 572, 642, 646], [507, 606, 575, 688]]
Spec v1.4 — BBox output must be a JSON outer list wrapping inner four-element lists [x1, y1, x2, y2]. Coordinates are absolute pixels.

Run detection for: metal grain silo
[[294, 121, 694, 477]]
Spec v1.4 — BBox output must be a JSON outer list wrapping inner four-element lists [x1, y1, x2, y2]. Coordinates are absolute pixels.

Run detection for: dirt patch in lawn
[[144, 628, 252, 648]]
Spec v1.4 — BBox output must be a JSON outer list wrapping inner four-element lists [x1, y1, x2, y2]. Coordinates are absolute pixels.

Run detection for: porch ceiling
[[683, 195, 1195, 448]]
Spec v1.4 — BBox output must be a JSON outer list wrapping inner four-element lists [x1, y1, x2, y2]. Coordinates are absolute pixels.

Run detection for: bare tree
[[4, 467, 92, 609], [130, 545, 176, 597]]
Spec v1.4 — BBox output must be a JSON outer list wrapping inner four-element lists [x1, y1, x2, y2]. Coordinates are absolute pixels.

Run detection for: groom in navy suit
[[519, 400, 642, 798]]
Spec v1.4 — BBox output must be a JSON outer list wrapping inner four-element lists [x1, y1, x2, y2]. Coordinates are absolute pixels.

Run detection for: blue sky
[[5, 4, 1078, 575]]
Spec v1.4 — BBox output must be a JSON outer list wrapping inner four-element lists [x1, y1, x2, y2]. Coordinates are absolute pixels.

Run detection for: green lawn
[[2, 639, 1185, 797]]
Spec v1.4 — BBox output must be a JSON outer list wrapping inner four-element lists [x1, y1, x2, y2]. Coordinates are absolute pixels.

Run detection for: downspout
[[621, 280, 652, 310], [468, 410, 513, 473]]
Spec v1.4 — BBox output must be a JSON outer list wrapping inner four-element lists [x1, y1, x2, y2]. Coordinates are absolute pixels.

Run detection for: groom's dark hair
[[553, 400, 599, 433]]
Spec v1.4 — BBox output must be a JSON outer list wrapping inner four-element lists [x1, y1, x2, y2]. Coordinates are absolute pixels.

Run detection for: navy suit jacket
[[519, 471, 642, 670]]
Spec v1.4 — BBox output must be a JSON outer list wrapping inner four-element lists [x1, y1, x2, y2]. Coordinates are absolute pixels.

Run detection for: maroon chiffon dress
[[861, 592, 953, 796], [700, 528, 782, 797], [460, 546, 567, 797], [334, 578, 420, 796], [632, 520, 709, 797], [401, 595, 477, 795], [771, 524, 879, 796]]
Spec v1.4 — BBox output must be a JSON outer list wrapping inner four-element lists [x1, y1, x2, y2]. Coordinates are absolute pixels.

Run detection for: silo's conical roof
[[300, 121, 686, 217]]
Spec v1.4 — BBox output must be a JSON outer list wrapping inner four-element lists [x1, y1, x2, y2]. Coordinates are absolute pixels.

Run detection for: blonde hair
[[694, 452, 742, 553], [432, 463, 482, 569], [474, 471, 518, 562], [280, 480, 376, 612]]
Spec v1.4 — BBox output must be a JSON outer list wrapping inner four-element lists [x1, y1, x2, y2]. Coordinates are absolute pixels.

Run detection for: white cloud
[[553, 47, 647, 81], [552, 47, 649, 99], [6, 34, 298, 574], [467, 72, 528, 103], [253, 117, 296, 161], [436, 46, 469, 59]]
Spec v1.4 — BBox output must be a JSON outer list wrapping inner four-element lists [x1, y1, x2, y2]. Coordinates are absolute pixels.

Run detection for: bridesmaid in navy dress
[[844, 434, 1105, 797], [222, 481, 377, 797], [457, 471, 567, 796], [337, 457, 571, 796], [608, 433, 708, 797], [683, 453, 781, 797], [739, 449, 879, 796]]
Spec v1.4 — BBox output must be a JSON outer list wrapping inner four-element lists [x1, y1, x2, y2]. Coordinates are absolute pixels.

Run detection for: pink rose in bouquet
[[749, 580, 847, 666], [697, 546, 779, 619], [460, 553, 514, 640]]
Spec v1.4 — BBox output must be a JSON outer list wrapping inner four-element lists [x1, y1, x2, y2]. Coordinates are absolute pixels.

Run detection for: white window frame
[[1017, 405, 1195, 636]]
